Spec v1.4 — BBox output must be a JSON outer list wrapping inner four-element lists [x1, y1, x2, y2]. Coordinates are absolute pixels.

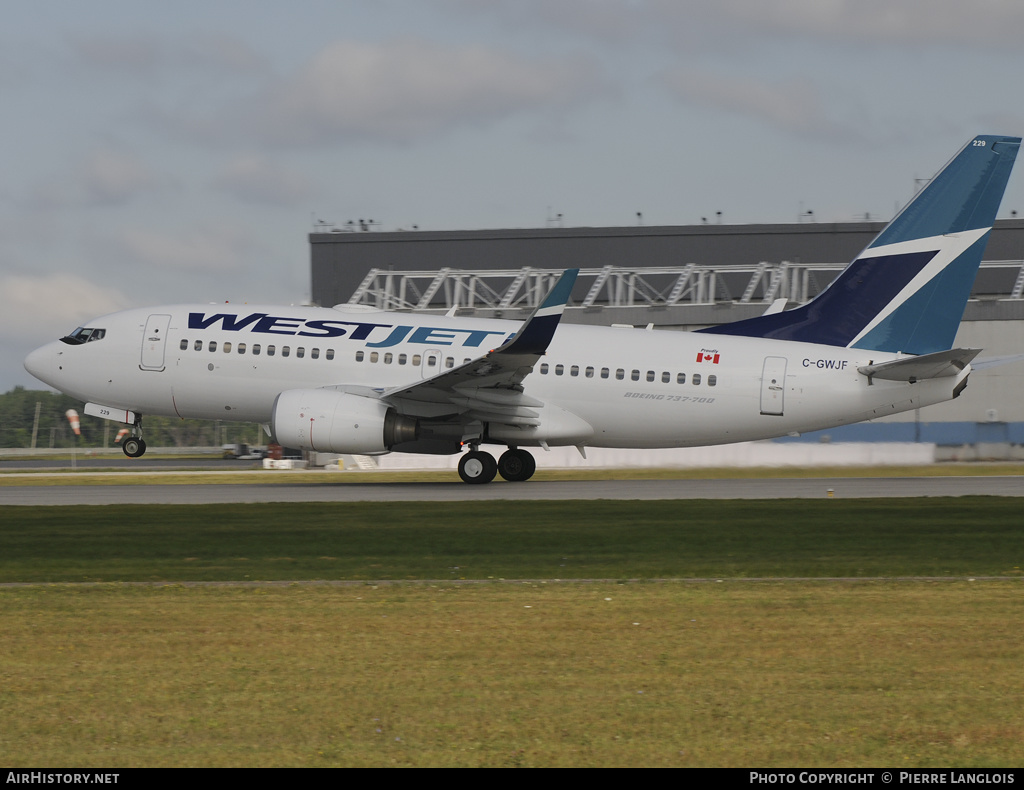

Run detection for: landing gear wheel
[[122, 437, 147, 458], [498, 448, 536, 482], [458, 450, 497, 484]]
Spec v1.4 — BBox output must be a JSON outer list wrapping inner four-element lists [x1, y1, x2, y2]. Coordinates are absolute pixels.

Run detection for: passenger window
[[677, 373, 686, 384], [555, 364, 564, 376], [311, 348, 320, 360], [252, 344, 261, 356], [369, 352, 378, 363], [585, 366, 594, 378], [282, 347, 290, 358], [355, 351, 363, 362], [427, 355, 437, 367], [209, 341, 217, 352], [540, 363, 549, 374], [631, 370, 640, 381], [646, 370, 655, 382], [616, 369, 624, 380], [325, 349, 334, 360], [446, 357, 454, 369], [296, 347, 305, 359], [194, 340, 202, 351], [708, 375, 717, 387], [601, 368, 609, 379], [412, 354, 421, 365], [267, 345, 276, 357], [398, 353, 406, 365], [571, 365, 579, 377], [383, 352, 392, 364], [238, 343, 246, 355], [661, 371, 670, 383], [223, 342, 232, 353], [180, 339, 188, 350], [693, 373, 702, 385]]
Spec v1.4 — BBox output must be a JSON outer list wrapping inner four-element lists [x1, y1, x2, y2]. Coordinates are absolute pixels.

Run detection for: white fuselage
[[24, 303, 966, 450]]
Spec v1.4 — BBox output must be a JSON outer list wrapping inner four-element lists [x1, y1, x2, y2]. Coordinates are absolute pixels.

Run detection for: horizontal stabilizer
[[857, 348, 980, 382]]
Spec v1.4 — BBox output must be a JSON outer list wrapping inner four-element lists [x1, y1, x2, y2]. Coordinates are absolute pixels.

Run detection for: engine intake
[[271, 389, 418, 455]]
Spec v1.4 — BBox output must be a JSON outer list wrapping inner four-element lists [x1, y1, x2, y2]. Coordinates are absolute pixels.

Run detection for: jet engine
[[270, 389, 418, 455]]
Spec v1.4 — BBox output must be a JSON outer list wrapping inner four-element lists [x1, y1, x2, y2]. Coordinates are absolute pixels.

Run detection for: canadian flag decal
[[696, 350, 720, 364]]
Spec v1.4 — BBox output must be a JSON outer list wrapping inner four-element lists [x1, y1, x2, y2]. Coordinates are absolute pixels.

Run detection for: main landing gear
[[457, 446, 537, 484]]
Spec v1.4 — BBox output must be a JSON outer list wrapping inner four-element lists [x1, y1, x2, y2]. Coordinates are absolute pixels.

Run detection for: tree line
[[0, 387, 263, 449]]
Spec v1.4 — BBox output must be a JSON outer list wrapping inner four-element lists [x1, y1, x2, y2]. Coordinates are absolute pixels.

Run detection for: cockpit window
[[60, 327, 106, 345]]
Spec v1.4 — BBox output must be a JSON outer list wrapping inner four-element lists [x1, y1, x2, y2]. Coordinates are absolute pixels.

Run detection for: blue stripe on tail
[[703, 250, 938, 349], [852, 235, 990, 353]]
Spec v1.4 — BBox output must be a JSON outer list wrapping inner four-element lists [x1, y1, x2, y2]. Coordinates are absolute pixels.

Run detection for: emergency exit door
[[760, 356, 787, 416]]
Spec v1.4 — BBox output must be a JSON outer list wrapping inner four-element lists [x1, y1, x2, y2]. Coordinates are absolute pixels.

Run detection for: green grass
[[4, 499, 1024, 767], [2, 581, 1022, 767], [2, 499, 1024, 583]]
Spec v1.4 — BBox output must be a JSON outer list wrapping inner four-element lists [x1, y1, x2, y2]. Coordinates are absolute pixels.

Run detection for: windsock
[[65, 409, 81, 436]]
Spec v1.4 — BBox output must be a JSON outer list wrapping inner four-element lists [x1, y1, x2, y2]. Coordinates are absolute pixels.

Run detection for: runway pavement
[[2, 475, 1022, 505]]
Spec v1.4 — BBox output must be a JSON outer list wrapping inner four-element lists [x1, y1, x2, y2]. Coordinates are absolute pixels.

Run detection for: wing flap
[[465, 409, 541, 427]]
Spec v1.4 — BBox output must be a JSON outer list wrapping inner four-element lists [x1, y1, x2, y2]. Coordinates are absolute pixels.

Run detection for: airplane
[[23, 134, 1021, 483]]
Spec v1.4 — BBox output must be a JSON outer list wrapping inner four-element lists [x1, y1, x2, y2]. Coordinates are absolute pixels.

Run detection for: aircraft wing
[[379, 269, 578, 427]]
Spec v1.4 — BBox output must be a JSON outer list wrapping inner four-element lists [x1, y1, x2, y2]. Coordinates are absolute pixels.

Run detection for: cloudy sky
[[5, 0, 1024, 391]]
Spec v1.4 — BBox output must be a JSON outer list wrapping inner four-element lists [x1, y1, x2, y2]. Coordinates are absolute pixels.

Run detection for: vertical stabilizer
[[700, 135, 1020, 354]]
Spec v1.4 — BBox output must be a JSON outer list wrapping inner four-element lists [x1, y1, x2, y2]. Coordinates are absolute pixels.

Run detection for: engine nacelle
[[270, 389, 418, 455]]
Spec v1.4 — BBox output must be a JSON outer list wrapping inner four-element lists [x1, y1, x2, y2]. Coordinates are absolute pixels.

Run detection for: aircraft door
[[421, 348, 442, 379], [140, 314, 171, 371], [760, 356, 787, 416]]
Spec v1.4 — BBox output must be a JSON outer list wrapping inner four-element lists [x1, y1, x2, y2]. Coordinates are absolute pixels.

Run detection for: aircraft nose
[[24, 343, 56, 386]]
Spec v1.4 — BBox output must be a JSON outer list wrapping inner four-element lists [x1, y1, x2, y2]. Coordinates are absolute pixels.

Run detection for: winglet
[[497, 268, 578, 356], [379, 269, 579, 403]]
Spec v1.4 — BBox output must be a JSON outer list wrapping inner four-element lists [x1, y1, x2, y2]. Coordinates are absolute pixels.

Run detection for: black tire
[[458, 450, 497, 484], [122, 437, 147, 458], [498, 448, 536, 482]]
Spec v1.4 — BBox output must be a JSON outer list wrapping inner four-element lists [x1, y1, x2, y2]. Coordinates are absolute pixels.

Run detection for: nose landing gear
[[122, 437, 147, 458], [121, 416, 147, 458]]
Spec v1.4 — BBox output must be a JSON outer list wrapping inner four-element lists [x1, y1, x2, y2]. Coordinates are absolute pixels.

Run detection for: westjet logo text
[[188, 312, 513, 349]]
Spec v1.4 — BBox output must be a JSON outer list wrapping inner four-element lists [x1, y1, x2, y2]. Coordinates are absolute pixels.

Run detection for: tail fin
[[699, 135, 1021, 355]]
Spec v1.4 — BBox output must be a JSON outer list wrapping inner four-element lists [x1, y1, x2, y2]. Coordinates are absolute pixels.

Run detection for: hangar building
[[310, 220, 1024, 450]]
